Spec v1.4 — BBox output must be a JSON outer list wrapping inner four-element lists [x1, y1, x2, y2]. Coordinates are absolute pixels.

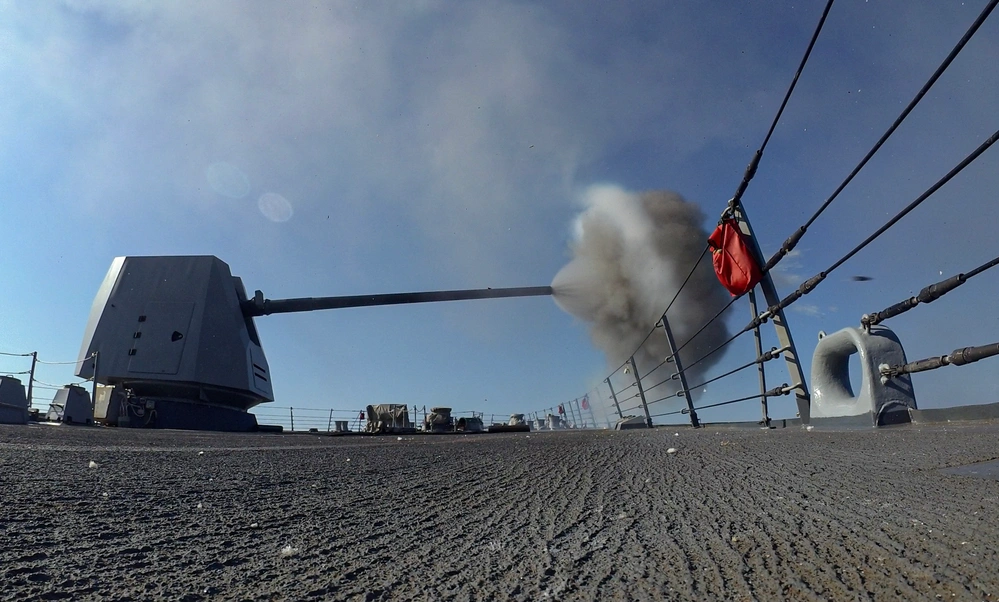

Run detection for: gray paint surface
[[3, 423, 999, 600], [0, 376, 28, 424], [811, 325, 916, 425], [76, 256, 273, 411]]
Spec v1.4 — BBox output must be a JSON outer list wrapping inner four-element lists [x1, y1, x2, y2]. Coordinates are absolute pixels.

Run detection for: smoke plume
[[552, 185, 732, 411]]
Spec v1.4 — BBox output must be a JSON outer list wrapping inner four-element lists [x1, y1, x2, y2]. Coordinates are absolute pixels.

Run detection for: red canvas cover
[[707, 218, 763, 296]]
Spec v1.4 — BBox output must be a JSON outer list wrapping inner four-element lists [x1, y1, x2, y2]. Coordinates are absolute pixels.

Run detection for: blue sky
[[2, 1, 998, 425]]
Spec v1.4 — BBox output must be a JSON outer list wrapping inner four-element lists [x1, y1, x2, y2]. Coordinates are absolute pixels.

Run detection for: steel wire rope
[[594, 244, 712, 394], [639, 359, 669, 382], [665, 126, 999, 388], [646, 392, 683, 406], [863, 252, 999, 328], [2, 370, 32, 375], [616, 380, 637, 393], [660, 294, 744, 368], [728, 0, 836, 209], [962, 254, 999, 280], [617, 391, 640, 404], [34, 353, 95, 365], [764, 0, 999, 272], [28, 385, 63, 392], [652, 387, 788, 418], [574, 0, 834, 402], [0, 351, 34, 357], [758, 127, 999, 321], [641, 374, 675, 395], [683, 347, 784, 393], [655, 0, 925, 369], [638, 246, 713, 381], [32, 378, 87, 388], [650, 408, 686, 418]]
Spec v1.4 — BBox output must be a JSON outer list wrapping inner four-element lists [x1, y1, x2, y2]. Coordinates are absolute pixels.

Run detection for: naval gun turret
[[76, 256, 551, 431]]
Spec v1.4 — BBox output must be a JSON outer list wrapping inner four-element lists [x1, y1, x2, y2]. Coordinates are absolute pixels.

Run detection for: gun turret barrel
[[243, 285, 553, 317]]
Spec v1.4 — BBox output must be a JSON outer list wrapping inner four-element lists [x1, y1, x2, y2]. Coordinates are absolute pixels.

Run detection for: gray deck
[[1, 422, 998, 600]]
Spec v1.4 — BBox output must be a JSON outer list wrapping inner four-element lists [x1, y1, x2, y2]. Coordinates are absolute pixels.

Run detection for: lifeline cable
[[729, 0, 836, 208], [639, 245, 714, 380], [666, 0, 999, 363], [681, 384, 792, 416], [669, 127, 999, 388], [755, 126, 999, 324], [862, 253, 999, 328], [881, 341, 999, 379], [683, 346, 784, 394], [763, 0, 999, 272], [34, 352, 95, 366], [667, 126, 999, 389], [576, 1, 859, 420], [641, 372, 679, 396], [645, 0, 834, 368], [659, 294, 743, 366], [592, 2, 835, 395]]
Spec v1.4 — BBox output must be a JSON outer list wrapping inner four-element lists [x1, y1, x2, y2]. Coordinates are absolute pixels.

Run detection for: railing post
[[25, 351, 37, 409], [289, 407, 295, 432], [748, 289, 770, 427], [628, 356, 654, 428], [328, 408, 334, 432], [659, 314, 699, 428], [605, 378, 623, 419], [584, 397, 597, 428], [729, 200, 810, 423], [90, 351, 99, 416]]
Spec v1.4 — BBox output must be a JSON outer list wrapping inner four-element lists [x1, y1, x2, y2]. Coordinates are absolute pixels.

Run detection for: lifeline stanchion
[[730, 200, 811, 423], [605, 377, 623, 419], [658, 314, 698, 428], [747, 290, 770, 426], [627, 357, 653, 428], [91, 351, 99, 414], [583, 397, 598, 428], [25, 352, 37, 409], [593, 385, 612, 427]]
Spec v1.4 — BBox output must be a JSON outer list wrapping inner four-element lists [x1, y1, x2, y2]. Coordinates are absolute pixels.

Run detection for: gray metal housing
[[810, 325, 916, 426], [46, 385, 93, 425], [76, 256, 273, 411], [0, 376, 29, 424]]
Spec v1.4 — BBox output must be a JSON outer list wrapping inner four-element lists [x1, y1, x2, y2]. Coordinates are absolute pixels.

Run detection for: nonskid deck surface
[[1, 423, 998, 600]]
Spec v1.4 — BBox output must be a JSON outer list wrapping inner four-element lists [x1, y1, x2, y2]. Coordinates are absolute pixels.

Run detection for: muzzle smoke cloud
[[552, 185, 731, 410]]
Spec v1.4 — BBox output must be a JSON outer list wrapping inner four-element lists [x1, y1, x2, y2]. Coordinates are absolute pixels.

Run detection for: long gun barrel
[[243, 285, 553, 317]]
